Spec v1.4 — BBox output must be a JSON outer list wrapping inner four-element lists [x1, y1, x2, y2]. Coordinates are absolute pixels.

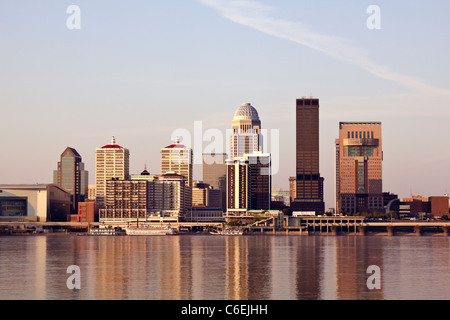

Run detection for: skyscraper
[[53, 147, 88, 214], [226, 152, 271, 215], [160, 138, 193, 186], [247, 152, 271, 211], [335, 122, 383, 214], [95, 136, 130, 207], [226, 157, 249, 215], [292, 97, 324, 214], [226, 103, 271, 215], [229, 103, 262, 159]]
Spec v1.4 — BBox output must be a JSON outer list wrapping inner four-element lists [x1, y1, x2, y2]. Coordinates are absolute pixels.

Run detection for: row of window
[[347, 131, 375, 139]]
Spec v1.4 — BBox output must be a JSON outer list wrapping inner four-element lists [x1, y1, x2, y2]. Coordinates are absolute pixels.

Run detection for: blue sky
[[1, 1, 449, 209]]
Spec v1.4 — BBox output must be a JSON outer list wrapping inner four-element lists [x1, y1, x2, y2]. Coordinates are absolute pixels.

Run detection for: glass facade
[[0, 198, 27, 216], [54, 147, 88, 214]]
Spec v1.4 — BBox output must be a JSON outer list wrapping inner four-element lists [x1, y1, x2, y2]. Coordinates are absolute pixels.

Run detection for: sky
[[1, 0, 449, 209]]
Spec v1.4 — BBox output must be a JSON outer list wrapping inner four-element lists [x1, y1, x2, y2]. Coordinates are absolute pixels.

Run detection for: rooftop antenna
[[111, 136, 116, 145]]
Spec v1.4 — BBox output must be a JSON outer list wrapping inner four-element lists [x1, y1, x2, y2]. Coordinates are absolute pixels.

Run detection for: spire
[[141, 163, 150, 175], [101, 136, 123, 149]]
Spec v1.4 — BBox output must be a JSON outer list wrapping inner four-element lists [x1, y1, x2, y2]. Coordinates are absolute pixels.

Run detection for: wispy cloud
[[198, 0, 450, 96]]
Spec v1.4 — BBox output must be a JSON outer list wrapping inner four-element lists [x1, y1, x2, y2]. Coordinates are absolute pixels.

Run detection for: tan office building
[[95, 136, 130, 207], [160, 138, 193, 187], [335, 122, 383, 214]]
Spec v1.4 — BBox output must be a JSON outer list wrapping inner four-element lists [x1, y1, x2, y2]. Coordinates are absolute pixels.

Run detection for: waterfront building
[[335, 122, 383, 214], [161, 138, 193, 186], [53, 147, 88, 214], [226, 157, 249, 215], [0, 184, 71, 222], [398, 195, 449, 218], [184, 207, 225, 222], [95, 136, 130, 207], [247, 152, 271, 211], [226, 152, 271, 215], [69, 201, 99, 222], [226, 103, 271, 216], [229, 103, 262, 159], [202, 153, 226, 211], [99, 172, 192, 223], [292, 97, 325, 214]]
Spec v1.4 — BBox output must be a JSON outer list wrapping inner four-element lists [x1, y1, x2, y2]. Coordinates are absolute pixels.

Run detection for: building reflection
[[4, 234, 450, 300], [333, 236, 384, 300], [294, 236, 322, 299]]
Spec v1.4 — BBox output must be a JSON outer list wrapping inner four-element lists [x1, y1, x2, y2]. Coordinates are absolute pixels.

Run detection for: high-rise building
[[335, 122, 383, 214], [202, 153, 226, 211], [53, 147, 88, 214], [99, 172, 192, 223], [229, 103, 262, 159], [226, 103, 271, 215], [292, 97, 324, 214], [95, 136, 130, 207], [226, 157, 249, 215], [247, 152, 271, 211], [226, 152, 271, 215], [160, 138, 193, 186]]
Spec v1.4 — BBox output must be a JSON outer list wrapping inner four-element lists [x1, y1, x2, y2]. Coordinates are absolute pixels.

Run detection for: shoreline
[[1, 231, 449, 237]]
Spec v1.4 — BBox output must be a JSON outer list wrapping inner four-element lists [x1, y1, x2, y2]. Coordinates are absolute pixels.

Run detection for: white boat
[[88, 226, 125, 236], [124, 225, 177, 236], [210, 228, 243, 236]]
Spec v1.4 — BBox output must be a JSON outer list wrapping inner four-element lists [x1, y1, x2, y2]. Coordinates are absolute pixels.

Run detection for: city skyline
[[1, 1, 450, 210]]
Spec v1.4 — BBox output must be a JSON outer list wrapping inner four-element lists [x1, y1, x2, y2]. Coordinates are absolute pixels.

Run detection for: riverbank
[[1, 219, 449, 237]]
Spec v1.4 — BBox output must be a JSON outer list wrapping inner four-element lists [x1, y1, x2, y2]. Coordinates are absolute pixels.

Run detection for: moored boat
[[88, 225, 125, 236], [210, 228, 243, 236], [124, 225, 177, 236]]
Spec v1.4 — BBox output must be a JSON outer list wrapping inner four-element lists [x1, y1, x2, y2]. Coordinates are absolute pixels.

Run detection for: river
[[0, 235, 448, 300]]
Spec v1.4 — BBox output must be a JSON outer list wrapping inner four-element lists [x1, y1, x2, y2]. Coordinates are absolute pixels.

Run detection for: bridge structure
[[1, 217, 449, 236]]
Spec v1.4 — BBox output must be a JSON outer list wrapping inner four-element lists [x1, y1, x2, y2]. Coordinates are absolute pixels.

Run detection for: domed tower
[[231, 102, 261, 133], [229, 103, 263, 159]]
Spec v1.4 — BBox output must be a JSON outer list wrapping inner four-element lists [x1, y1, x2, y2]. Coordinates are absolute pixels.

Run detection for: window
[[0, 198, 27, 216]]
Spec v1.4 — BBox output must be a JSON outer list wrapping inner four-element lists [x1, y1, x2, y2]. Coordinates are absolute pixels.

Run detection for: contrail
[[198, 0, 449, 95]]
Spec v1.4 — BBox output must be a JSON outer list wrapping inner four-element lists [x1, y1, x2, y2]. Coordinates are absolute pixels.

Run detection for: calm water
[[0, 235, 449, 300]]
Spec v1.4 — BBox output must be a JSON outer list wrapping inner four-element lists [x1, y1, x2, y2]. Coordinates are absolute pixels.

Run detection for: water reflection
[[0, 235, 448, 300]]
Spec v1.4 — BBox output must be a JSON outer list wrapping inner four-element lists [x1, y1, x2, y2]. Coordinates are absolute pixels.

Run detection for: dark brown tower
[[292, 97, 324, 214]]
